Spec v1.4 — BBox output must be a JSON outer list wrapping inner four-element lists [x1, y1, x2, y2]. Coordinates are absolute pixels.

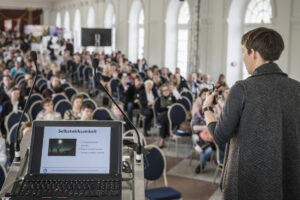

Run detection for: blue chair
[[52, 94, 68, 106], [29, 101, 43, 120], [36, 78, 48, 90], [65, 87, 77, 101], [5, 111, 30, 133], [168, 103, 191, 157], [83, 99, 97, 110], [14, 73, 24, 82], [28, 94, 43, 107], [92, 107, 113, 120], [78, 92, 90, 99], [0, 164, 7, 190], [7, 123, 19, 145], [180, 90, 194, 106], [144, 145, 182, 200], [61, 82, 71, 89], [109, 78, 120, 98], [77, 64, 85, 83], [39, 82, 48, 93], [177, 96, 191, 112], [123, 130, 147, 146], [54, 100, 72, 118], [83, 66, 93, 85]]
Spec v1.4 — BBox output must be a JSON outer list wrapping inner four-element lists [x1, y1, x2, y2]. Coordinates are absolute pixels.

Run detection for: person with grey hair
[[139, 79, 158, 136], [203, 27, 300, 199]]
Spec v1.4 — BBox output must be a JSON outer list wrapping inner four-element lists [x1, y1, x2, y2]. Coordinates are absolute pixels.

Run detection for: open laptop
[[10, 120, 123, 200]]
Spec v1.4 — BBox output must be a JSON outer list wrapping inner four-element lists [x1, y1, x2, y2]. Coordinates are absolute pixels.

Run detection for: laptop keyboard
[[13, 179, 121, 198]]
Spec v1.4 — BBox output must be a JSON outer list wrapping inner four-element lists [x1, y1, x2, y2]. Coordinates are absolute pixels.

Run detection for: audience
[[36, 98, 62, 120], [64, 94, 83, 120], [79, 102, 94, 120]]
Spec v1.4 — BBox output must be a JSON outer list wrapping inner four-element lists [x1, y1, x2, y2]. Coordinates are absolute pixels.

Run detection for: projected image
[[48, 139, 76, 156]]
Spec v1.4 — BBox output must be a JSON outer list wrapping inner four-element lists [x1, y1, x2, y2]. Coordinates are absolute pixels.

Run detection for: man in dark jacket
[[203, 27, 300, 199]]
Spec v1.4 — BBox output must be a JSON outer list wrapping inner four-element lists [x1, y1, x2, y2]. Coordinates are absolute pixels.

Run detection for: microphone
[[91, 58, 145, 162], [14, 51, 39, 163]]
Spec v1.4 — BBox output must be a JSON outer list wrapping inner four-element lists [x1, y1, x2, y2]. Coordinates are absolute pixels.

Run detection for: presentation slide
[[40, 126, 111, 174]]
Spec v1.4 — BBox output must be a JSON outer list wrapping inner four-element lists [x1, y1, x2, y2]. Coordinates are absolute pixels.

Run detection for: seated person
[[80, 102, 94, 121], [43, 76, 65, 98], [21, 77, 39, 98], [36, 98, 62, 120], [111, 101, 130, 131], [155, 83, 176, 148], [139, 80, 158, 136], [20, 121, 32, 140], [64, 94, 83, 120], [10, 57, 25, 77], [6, 87, 25, 113]]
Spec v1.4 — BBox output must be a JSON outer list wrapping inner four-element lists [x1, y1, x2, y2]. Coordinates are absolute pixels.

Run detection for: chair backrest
[[28, 94, 43, 107], [123, 129, 147, 146], [52, 94, 68, 106], [143, 145, 168, 186], [5, 111, 29, 133], [29, 101, 43, 120], [15, 74, 25, 83], [7, 123, 19, 145], [83, 66, 93, 82], [109, 78, 120, 93], [0, 164, 7, 190], [177, 96, 191, 111], [168, 103, 186, 126], [36, 78, 47, 89], [39, 82, 48, 93], [181, 91, 194, 106], [77, 64, 85, 80], [17, 78, 25, 88], [92, 107, 113, 120], [61, 82, 71, 89], [54, 100, 72, 118], [65, 87, 77, 101], [78, 92, 90, 99], [83, 99, 97, 110]]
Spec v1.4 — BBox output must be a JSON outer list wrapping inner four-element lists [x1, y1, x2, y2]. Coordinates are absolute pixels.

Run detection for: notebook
[[10, 120, 123, 200]]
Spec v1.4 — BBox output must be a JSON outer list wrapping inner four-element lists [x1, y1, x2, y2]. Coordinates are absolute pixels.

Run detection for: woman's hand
[[203, 91, 218, 108]]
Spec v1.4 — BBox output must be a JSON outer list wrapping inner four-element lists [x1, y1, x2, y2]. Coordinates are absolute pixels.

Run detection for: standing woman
[[155, 83, 176, 148]]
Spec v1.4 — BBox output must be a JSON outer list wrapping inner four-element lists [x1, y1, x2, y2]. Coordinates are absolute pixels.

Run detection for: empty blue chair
[[61, 82, 71, 89], [180, 91, 194, 106], [65, 87, 77, 101], [5, 111, 29, 133], [29, 101, 43, 120], [36, 78, 47, 90], [7, 123, 19, 145], [28, 94, 43, 107], [177, 96, 191, 112], [54, 100, 72, 118], [92, 107, 113, 120], [144, 145, 182, 200], [52, 94, 68, 106]]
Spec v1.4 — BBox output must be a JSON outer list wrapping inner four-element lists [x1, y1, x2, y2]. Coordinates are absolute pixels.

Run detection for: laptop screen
[[40, 126, 111, 174], [28, 121, 122, 176]]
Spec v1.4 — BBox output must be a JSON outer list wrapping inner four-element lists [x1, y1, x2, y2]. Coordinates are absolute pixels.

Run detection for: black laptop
[[10, 120, 123, 200]]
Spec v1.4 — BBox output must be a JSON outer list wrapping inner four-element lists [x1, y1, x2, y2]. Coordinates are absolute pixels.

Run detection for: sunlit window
[[177, 2, 190, 77], [74, 9, 81, 52], [138, 9, 144, 59], [104, 4, 116, 54], [64, 11, 71, 39], [56, 12, 61, 28], [245, 0, 272, 24]]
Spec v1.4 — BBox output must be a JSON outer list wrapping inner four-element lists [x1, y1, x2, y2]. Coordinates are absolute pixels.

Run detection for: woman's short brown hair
[[71, 94, 84, 105], [241, 27, 284, 62]]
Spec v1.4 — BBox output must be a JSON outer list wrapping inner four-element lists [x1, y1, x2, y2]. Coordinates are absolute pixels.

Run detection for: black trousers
[[141, 107, 153, 132], [157, 111, 169, 139]]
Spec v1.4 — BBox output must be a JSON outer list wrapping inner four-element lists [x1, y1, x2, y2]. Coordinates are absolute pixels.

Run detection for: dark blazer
[[139, 88, 158, 108], [208, 63, 300, 200]]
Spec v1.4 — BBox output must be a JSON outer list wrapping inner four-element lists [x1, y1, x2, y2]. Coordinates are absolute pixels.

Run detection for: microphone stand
[[14, 52, 38, 163], [92, 61, 143, 163]]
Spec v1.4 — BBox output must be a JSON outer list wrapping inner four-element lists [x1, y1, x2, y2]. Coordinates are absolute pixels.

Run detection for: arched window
[[128, 0, 143, 62], [177, 2, 190, 77], [87, 7, 95, 28], [56, 12, 61, 28], [245, 0, 272, 24], [242, 0, 273, 79], [138, 9, 144, 60], [64, 11, 71, 39], [74, 9, 81, 52], [104, 3, 116, 54]]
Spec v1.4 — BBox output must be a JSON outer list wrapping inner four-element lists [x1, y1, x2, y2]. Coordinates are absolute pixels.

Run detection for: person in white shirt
[[36, 98, 62, 120]]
